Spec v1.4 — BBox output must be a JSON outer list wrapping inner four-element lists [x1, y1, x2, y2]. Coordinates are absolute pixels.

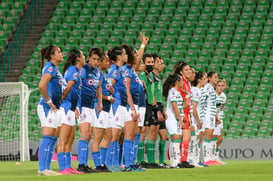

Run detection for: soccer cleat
[[46, 170, 62, 175], [95, 165, 112, 172], [203, 160, 215, 165], [77, 164, 96, 173], [159, 163, 170, 169], [178, 161, 195, 168], [67, 168, 84, 174], [193, 163, 204, 168], [59, 168, 74, 175], [212, 160, 223, 165], [139, 161, 148, 168], [123, 166, 132, 172], [198, 162, 209, 167], [38, 170, 53, 176], [130, 165, 144, 172]]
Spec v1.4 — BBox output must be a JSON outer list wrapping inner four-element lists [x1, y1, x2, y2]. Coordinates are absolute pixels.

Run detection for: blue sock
[[45, 136, 57, 170], [92, 151, 101, 167], [100, 147, 108, 166], [113, 141, 120, 166], [38, 135, 54, 171], [106, 141, 115, 166], [57, 152, 66, 171], [77, 140, 88, 165], [85, 143, 90, 166], [124, 139, 132, 168], [65, 152, 72, 169], [131, 134, 140, 165]]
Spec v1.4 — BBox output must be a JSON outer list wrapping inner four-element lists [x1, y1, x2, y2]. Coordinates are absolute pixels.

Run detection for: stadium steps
[[3, 0, 60, 82]]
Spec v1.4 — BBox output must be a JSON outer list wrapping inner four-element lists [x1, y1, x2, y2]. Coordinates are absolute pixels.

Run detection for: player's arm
[[137, 32, 149, 62], [96, 80, 103, 113], [153, 92, 164, 122], [193, 102, 202, 129], [171, 101, 185, 129], [39, 73, 57, 111], [62, 80, 75, 101], [126, 77, 138, 121]]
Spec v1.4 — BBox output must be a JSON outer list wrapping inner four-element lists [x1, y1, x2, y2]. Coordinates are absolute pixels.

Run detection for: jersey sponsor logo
[[88, 79, 94, 85], [105, 83, 110, 90], [78, 82, 82, 89], [99, 119, 103, 125], [58, 79, 63, 85], [67, 116, 71, 122], [48, 118, 53, 124], [83, 114, 87, 119], [123, 78, 126, 85], [48, 67, 53, 72], [135, 77, 139, 83]]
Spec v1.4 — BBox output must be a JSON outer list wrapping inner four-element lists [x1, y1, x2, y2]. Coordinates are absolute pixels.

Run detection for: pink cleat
[[68, 168, 84, 174], [59, 168, 73, 175], [203, 160, 215, 165], [212, 160, 223, 165]]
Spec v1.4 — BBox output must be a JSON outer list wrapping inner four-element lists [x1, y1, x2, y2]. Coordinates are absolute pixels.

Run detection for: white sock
[[203, 140, 210, 162], [187, 135, 196, 164], [169, 140, 180, 167], [210, 139, 217, 161], [193, 136, 200, 164]]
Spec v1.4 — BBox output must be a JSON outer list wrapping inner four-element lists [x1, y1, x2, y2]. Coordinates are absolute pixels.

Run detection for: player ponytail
[[192, 71, 205, 86], [163, 74, 180, 98], [63, 48, 81, 76], [40, 45, 56, 72], [108, 46, 123, 62]]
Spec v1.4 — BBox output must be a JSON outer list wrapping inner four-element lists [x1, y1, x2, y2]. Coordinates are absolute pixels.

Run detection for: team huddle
[[37, 34, 227, 176]]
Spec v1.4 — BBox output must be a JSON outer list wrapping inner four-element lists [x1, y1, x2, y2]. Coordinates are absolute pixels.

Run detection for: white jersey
[[191, 87, 206, 123], [203, 83, 217, 117], [166, 88, 184, 121], [216, 92, 226, 120]]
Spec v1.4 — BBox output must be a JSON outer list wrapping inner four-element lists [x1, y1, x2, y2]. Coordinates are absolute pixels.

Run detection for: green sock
[[137, 140, 145, 163], [146, 139, 156, 164], [158, 140, 166, 164]]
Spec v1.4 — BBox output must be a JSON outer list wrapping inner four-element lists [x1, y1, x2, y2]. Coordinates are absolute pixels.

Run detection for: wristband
[[107, 96, 111, 101], [185, 95, 190, 99], [46, 99, 52, 104], [140, 44, 145, 48], [152, 104, 160, 112]]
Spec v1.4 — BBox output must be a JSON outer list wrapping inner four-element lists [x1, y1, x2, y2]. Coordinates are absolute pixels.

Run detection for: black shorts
[[159, 120, 166, 130], [144, 104, 158, 127]]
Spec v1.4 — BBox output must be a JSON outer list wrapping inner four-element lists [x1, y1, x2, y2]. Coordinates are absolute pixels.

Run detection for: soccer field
[[0, 161, 272, 181]]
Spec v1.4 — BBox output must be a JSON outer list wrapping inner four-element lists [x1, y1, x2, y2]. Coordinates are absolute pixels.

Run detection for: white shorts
[[112, 105, 129, 129], [78, 107, 97, 126], [138, 107, 146, 127], [37, 104, 61, 128], [127, 104, 138, 122], [95, 110, 112, 129], [213, 121, 223, 136], [166, 117, 182, 136], [203, 112, 216, 129], [60, 107, 75, 126]]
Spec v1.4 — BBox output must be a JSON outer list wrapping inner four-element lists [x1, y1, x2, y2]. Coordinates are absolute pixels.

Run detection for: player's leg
[[158, 122, 169, 168]]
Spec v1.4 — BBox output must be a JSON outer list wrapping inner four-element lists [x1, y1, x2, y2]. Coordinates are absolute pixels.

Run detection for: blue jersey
[[61, 65, 82, 112], [138, 79, 146, 108], [122, 64, 140, 105], [39, 62, 63, 112], [108, 64, 128, 107], [81, 63, 102, 109], [101, 70, 112, 112]]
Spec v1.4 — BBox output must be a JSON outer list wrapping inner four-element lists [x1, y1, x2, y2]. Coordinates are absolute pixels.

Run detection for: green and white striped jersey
[[191, 87, 206, 122], [166, 88, 184, 121], [216, 92, 226, 120], [203, 83, 217, 117]]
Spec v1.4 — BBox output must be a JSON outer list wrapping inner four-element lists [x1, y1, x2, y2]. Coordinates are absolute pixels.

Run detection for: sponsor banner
[[220, 139, 273, 160]]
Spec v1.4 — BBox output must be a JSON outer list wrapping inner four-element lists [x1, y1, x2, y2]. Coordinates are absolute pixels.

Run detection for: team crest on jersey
[[125, 70, 129, 76], [99, 119, 103, 125], [67, 116, 71, 122], [48, 67, 53, 72], [83, 114, 87, 119], [113, 71, 118, 77], [48, 118, 52, 124], [73, 73, 78, 79], [115, 116, 119, 122]]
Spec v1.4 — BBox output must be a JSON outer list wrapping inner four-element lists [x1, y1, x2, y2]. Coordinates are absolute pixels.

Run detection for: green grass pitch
[[0, 161, 273, 181]]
